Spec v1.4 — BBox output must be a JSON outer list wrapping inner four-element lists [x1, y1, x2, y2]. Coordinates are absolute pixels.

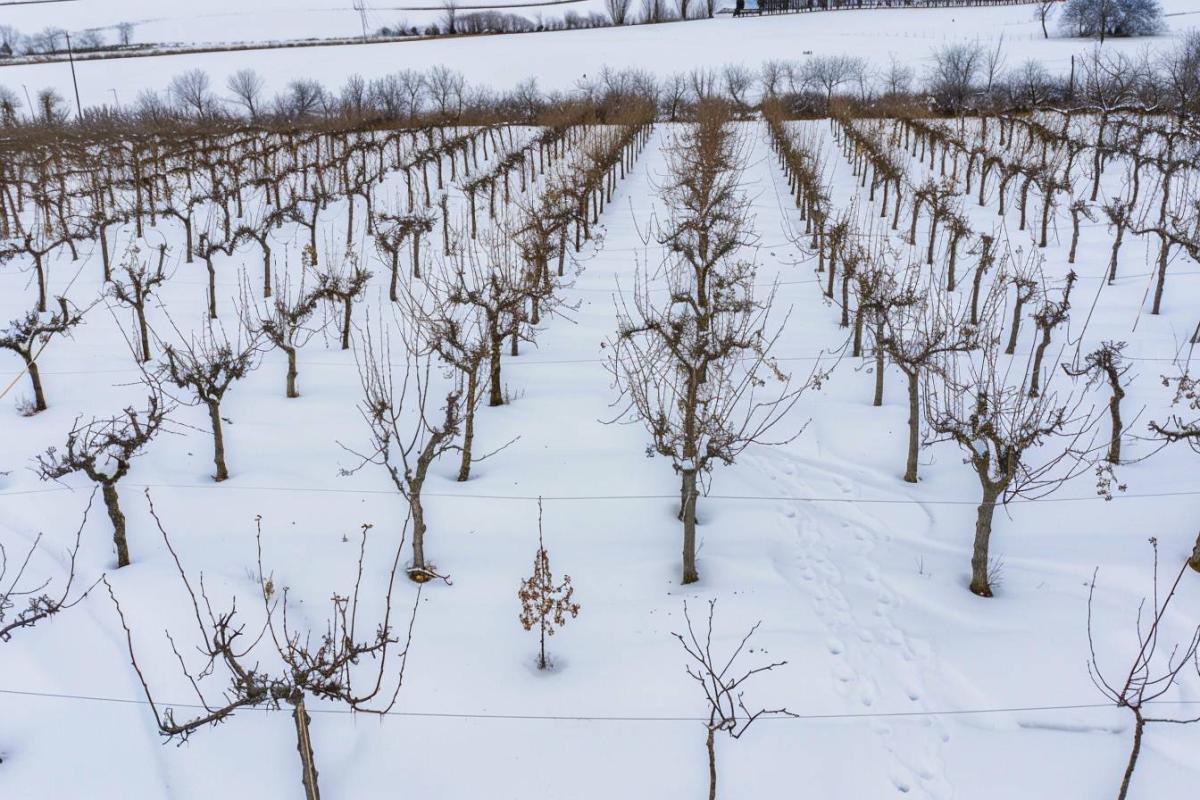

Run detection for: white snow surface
[[1, 0, 610, 46], [0, 114, 1198, 799], [0, 1, 1197, 107], [1, 5, 1200, 800]]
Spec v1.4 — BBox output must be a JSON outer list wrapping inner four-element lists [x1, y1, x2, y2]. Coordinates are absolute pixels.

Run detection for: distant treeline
[[1, 35, 1197, 146]]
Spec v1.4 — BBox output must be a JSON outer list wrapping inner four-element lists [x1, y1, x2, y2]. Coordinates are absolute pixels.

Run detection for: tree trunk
[[970, 487, 1000, 597], [340, 299, 352, 351], [1005, 296, 1023, 356], [409, 493, 427, 578], [852, 304, 864, 358], [262, 246, 272, 299], [903, 368, 919, 483], [1107, 217, 1125, 284], [1069, 210, 1081, 264], [925, 216, 938, 266], [1151, 235, 1169, 315], [208, 400, 229, 482], [1030, 327, 1051, 398], [1018, 181, 1030, 231], [34, 253, 46, 312], [873, 318, 885, 407], [292, 695, 321, 800], [825, 246, 837, 298], [1116, 708, 1144, 800], [1039, 193, 1051, 248], [137, 305, 151, 364], [389, 250, 399, 301], [706, 727, 717, 800], [488, 332, 504, 407], [103, 482, 130, 568], [946, 236, 958, 291], [439, 195, 453, 256], [840, 273, 851, 329], [27, 357, 47, 413], [206, 256, 217, 319], [457, 367, 478, 481], [99, 224, 111, 281], [681, 468, 699, 585], [286, 346, 299, 398], [412, 231, 422, 280]]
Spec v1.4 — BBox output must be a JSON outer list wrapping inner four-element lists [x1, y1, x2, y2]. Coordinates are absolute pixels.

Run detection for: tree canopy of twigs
[[0, 493, 96, 642], [35, 393, 169, 567], [107, 491, 419, 800], [673, 599, 795, 800], [343, 316, 461, 582], [1086, 538, 1200, 800], [609, 103, 816, 585], [925, 330, 1098, 597]]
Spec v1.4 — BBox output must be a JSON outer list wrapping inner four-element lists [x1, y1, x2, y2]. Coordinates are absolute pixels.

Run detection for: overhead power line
[[1, 686, 1195, 723], [1, 482, 1198, 505]]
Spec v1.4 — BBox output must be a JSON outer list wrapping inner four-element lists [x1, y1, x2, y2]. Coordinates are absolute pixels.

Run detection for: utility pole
[[21, 84, 33, 122], [64, 31, 83, 120]]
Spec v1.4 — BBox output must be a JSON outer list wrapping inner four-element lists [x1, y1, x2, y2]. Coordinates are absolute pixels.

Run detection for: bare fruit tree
[[404, 262, 495, 482], [157, 320, 260, 481], [109, 244, 168, 364], [310, 247, 372, 351], [1027, 270, 1077, 398], [373, 210, 435, 299], [518, 499, 580, 670], [609, 105, 812, 585], [1151, 369, 1200, 454], [343, 319, 461, 582], [108, 493, 419, 800], [673, 599, 795, 800], [0, 297, 87, 414], [243, 272, 322, 398], [1149, 368, 1200, 569], [925, 330, 1096, 596], [1064, 341, 1129, 464], [444, 226, 535, 408], [880, 275, 979, 484], [34, 394, 169, 567], [0, 498, 95, 642], [1086, 538, 1200, 800]]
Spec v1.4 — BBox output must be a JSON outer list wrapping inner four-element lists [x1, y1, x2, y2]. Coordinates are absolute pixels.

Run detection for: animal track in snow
[[751, 446, 953, 800]]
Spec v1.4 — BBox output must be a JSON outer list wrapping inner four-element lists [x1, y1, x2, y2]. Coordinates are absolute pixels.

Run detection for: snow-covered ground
[[2, 4, 1200, 800], [0, 1, 1196, 108], [0, 0, 611, 47], [1, 113, 1198, 798]]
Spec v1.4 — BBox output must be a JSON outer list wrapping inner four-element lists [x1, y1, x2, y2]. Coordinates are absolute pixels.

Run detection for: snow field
[[1, 1, 1197, 112], [0, 113, 1198, 800]]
